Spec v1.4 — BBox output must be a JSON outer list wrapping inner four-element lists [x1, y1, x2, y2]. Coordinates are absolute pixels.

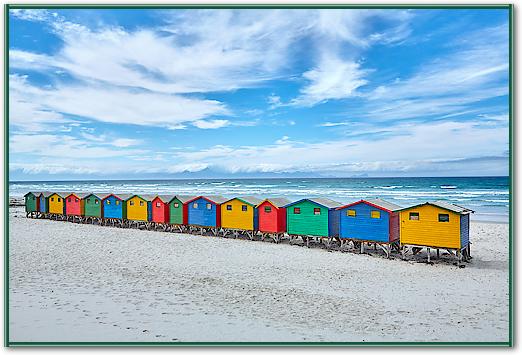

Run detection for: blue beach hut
[[186, 195, 227, 228], [102, 193, 131, 219], [336, 198, 402, 257]]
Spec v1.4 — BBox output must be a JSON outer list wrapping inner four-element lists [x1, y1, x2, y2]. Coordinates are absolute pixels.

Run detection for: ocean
[[9, 176, 509, 223]]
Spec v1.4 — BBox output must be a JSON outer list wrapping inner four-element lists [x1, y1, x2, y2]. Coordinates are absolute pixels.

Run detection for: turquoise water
[[10, 177, 509, 222]]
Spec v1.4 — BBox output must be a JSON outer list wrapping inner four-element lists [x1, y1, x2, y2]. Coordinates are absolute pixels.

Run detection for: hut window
[[193, 203, 198, 209], [116, 201, 120, 205], [207, 203, 212, 210], [75, 198, 79, 202], [86, 198, 90, 203], [438, 214, 450, 222], [156, 202, 161, 207], [32, 197, 35, 200], [106, 200, 111, 205], [68, 198, 71, 202], [293, 207, 300, 214], [140, 201, 144, 206], [347, 210, 356, 217], [313, 208, 321, 215], [242, 205, 248, 212], [174, 203, 179, 208], [58, 198, 61, 202], [95, 200, 99, 205], [51, 198, 54, 202], [226, 205, 232, 211], [264, 206, 272, 213], [130, 201, 134, 206], [371, 211, 381, 219], [409, 212, 419, 221]]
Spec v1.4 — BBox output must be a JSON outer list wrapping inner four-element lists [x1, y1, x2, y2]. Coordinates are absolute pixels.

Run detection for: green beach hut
[[169, 195, 196, 225], [24, 191, 40, 215], [83, 193, 103, 218], [284, 198, 342, 237]]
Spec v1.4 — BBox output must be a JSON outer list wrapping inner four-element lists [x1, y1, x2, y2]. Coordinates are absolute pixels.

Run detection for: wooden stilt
[[427, 247, 431, 264]]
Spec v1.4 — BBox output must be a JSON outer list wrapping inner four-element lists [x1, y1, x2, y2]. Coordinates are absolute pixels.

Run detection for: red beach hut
[[150, 195, 173, 224], [65, 192, 84, 216], [256, 197, 290, 233]]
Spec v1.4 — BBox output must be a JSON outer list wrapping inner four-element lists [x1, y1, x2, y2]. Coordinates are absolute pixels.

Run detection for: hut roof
[[256, 197, 291, 208], [77, 192, 93, 199], [151, 194, 175, 203], [186, 195, 228, 205], [113, 193, 134, 201], [397, 201, 474, 214], [284, 197, 342, 209], [24, 191, 42, 197], [53, 192, 72, 198], [337, 198, 402, 212], [169, 195, 198, 203], [82, 192, 104, 199], [42, 191, 55, 198], [223, 196, 264, 207]]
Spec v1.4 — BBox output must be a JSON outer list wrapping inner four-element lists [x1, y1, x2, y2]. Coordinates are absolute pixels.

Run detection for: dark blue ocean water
[[9, 177, 509, 222]]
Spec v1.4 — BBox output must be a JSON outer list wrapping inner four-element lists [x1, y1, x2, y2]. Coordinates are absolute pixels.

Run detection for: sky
[[8, 8, 510, 181]]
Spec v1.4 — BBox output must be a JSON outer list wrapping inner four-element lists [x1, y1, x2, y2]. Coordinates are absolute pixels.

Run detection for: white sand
[[8, 206, 509, 343]]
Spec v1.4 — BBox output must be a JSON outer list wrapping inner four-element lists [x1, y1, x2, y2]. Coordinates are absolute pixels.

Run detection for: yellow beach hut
[[221, 196, 263, 231], [125, 194, 158, 222], [48, 192, 66, 215], [398, 201, 473, 264]]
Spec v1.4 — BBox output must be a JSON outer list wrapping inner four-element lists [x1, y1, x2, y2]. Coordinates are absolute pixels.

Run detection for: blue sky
[[8, 8, 509, 180]]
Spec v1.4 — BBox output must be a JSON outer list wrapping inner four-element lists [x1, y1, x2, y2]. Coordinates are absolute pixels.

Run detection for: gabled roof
[[256, 197, 291, 208], [113, 193, 134, 201], [82, 192, 103, 199], [100, 193, 125, 201], [223, 196, 263, 207], [337, 198, 402, 212], [77, 193, 93, 199], [169, 195, 197, 204], [131, 194, 156, 202], [186, 195, 228, 205], [24, 191, 43, 197], [64, 192, 79, 198], [284, 197, 342, 209], [397, 201, 474, 214], [51, 192, 70, 198], [153, 194, 175, 203], [42, 191, 54, 198]]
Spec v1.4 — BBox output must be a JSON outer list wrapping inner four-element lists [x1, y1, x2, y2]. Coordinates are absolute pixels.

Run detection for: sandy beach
[[8, 205, 509, 343]]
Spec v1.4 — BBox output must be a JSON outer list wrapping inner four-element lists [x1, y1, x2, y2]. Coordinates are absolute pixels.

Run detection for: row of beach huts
[[24, 191, 473, 266]]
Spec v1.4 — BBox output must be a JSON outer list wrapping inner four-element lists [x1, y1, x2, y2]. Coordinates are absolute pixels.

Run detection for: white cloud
[[319, 122, 350, 127], [170, 119, 507, 175], [291, 55, 369, 106], [192, 119, 230, 129], [9, 74, 228, 129], [111, 138, 142, 148]]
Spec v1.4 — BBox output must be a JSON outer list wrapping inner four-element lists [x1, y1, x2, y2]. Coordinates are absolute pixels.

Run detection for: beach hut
[[101, 193, 129, 226], [24, 192, 40, 216], [47, 192, 66, 218], [151, 195, 173, 225], [336, 198, 402, 257], [168, 195, 196, 228], [284, 198, 342, 246], [83, 193, 103, 221], [221, 196, 263, 238], [64, 193, 85, 221], [126, 194, 152, 223], [397, 201, 474, 264], [39, 192, 52, 214], [255, 197, 290, 237], [186, 195, 227, 232]]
